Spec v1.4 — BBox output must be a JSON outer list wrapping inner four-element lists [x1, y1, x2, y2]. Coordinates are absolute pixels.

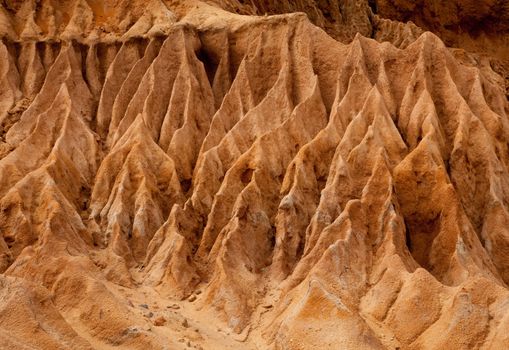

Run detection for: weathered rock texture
[[0, 1, 508, 349], [372, 0, 509, 97]]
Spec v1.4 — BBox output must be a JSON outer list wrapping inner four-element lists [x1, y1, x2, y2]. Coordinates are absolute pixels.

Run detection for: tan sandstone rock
[[0, 1, 508, 349]]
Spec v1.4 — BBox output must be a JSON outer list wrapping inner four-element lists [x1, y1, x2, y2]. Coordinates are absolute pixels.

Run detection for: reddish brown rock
[[153, 316, 167, 326]]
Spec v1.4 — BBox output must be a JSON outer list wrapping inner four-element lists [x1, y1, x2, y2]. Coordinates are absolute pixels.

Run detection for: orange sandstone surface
[[0, 1, 508, 349]]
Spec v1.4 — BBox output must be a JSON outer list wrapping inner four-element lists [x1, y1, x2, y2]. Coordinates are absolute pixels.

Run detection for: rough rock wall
[[373, 0, 509, 97], [209, 0, 373, 41], [0, 1, 508, 349]]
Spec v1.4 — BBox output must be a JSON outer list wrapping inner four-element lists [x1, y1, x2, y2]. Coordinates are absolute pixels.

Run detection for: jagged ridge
[[0, 2, 509, 350]]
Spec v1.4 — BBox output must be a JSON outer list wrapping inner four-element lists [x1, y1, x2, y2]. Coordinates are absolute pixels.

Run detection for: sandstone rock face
[[0, 1, 509, 349], [373, 0, 509, 97]]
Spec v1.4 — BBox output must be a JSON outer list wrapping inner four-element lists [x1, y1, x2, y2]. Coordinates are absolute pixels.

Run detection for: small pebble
[[153, 316, 166, 326]]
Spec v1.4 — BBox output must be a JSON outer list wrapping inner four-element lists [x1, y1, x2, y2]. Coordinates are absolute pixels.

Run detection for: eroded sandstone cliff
[[0, 1, 508, 349]]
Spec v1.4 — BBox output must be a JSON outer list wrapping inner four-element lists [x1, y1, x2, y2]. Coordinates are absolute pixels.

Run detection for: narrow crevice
[[368, 0, 377, 15], [196, 46, 219, 92], [404, 220, 412, 251], [403, 213, 441, 274]]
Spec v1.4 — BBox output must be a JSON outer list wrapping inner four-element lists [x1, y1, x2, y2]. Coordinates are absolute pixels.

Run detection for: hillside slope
[[0, 1, 508, 349]]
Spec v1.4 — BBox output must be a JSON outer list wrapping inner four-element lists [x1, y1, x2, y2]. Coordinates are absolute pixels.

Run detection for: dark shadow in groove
[[368, 0, 378, 14], [196, 47, 219, 91], [404, 220, 412, 251]]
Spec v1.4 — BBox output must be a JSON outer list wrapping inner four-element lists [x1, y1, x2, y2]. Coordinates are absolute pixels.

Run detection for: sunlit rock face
[[0, 1, 508, 349]]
